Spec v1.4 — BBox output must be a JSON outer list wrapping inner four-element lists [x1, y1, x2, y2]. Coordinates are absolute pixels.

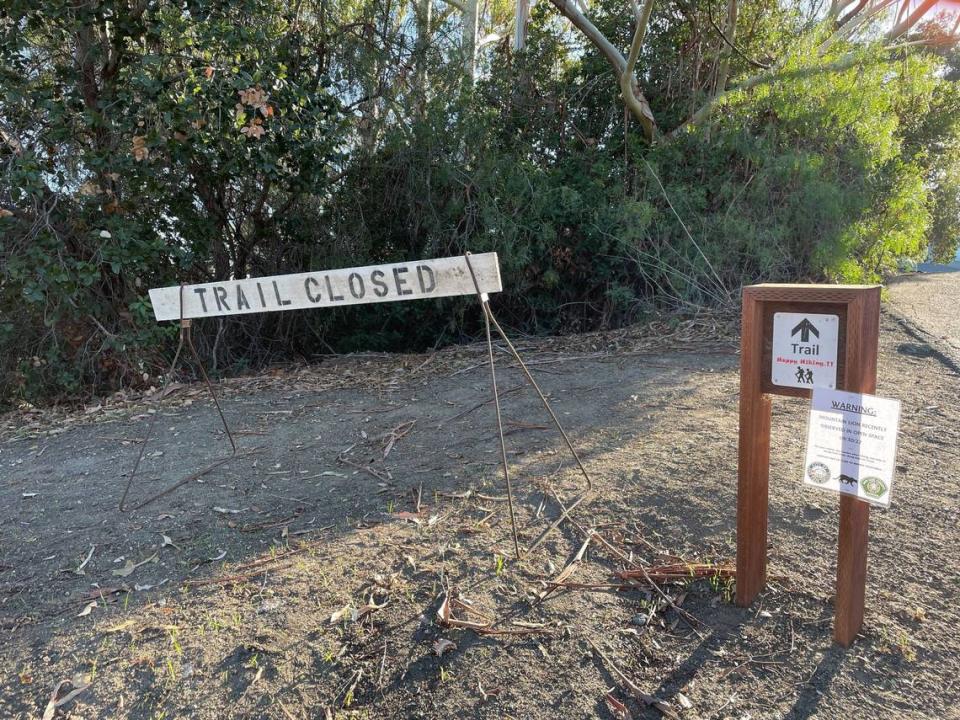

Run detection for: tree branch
[[0, 122, 24, 154], [707, 10, 768, 70], [887, 0, 938, 40], [624, 0, 653, 74], [619, 0, 656, 138], [514, 0, 530, 50], [548, 0, 656, 139], [829, 0, 861, 19], [823, 0, 899, 52], [713, 0, 739, 93], [477, 32, 503, 49], [668, 48, 889, 138], [437, 0, 466, 15], [836, 0, 867, 29], [671, 29, 958, 141]]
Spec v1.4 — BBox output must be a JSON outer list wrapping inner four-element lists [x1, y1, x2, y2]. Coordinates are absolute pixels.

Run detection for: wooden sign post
[[736, 284, 880, 647]]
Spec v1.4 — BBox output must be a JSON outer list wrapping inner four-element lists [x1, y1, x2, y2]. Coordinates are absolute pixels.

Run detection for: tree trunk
[[414, 0, 432, 114], [887, 0, 938, 40], [547, 0, 656, 140], [514, 0, 529, 51], [463, 0, 479, 81], [714, 0, 738, 95]]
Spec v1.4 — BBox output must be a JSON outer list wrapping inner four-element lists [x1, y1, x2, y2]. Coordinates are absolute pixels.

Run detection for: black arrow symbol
[[791, 318, 819, 343]]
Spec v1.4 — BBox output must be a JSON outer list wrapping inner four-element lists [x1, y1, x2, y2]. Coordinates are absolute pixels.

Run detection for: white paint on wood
[[149, 253, 502, 322]]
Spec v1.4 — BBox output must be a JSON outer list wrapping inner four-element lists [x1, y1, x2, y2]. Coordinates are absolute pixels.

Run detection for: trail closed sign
[[802, 388, 900, 507], [149, 253, 502, 321], [771, 312, 839, 389]]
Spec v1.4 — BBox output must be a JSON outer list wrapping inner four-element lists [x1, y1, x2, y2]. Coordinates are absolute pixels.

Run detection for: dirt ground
[[887, 267, 960, 366], [1, 299, 959, 720]]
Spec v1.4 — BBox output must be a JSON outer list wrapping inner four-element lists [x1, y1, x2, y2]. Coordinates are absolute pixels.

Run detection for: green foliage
[[916, 50, 960, 263], [929, 145, 960, 263], [1, 1, 958, 405], [702, 45, 941, 283], [1, 0, 344, 402]]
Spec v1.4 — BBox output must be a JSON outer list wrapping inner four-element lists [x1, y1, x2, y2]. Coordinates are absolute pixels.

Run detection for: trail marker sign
[[771, 312, 839, 389], [737, 284, 880, 647]]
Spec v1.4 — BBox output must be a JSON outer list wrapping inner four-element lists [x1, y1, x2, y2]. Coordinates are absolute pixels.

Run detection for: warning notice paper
[[802, 388, 901, 507]]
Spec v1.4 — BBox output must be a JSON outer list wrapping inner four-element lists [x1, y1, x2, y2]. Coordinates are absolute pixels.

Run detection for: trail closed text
[[149, 253, 502, 322]]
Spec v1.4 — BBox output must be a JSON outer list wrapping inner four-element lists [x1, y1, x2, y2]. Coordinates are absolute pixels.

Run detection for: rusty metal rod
[[463, 252, 594, 559], [119, 283, 241, 512]]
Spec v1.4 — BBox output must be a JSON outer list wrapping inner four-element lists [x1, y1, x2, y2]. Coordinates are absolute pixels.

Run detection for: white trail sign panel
[[771, 312, 839, 389], [149, 253, 502, 322], [802, 388, 901, 507]]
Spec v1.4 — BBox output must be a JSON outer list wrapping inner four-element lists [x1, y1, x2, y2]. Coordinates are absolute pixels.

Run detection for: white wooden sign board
[[771, 312, 839, 389], [802, 388, 900, 507], [149, 253, 502, 322]]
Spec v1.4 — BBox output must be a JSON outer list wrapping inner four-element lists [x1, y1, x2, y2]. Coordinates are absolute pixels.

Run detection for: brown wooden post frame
[[736, 283, 881, 647]]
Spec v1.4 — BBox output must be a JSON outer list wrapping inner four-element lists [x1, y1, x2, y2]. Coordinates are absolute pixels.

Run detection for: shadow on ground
[[2, 314, 959, 719]]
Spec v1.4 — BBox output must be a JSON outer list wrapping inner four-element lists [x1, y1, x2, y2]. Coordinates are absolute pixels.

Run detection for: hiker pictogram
[[794, 367, 816, 384]]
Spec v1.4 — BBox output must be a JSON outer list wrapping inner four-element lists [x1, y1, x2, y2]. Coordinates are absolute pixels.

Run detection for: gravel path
[[2, 307, 960, 719], [886, 266, 960, 360]]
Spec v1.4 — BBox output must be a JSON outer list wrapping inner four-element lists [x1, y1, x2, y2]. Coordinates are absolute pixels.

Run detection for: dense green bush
[[1, 1, 958, 405]]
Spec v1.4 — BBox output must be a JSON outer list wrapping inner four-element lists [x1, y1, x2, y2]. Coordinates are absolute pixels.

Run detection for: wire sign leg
[[119, 284, 241, 512], [463, 253, 594, 560]]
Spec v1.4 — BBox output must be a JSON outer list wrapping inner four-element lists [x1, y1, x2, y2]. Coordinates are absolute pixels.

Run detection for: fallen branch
[[549, 493, 704, 636], [382, 420, 416, 459], [502, 419, 550, 437], [437, 590, 494, 631], [588, 639, 679, 719], [525, 490, 593, 556], [617, 562, 735, 584], [436, 590, 551, 637], [181, 572, 265, 589], [438, 385, 523, 427], [474, 626, 551, 636], [183, 547, 307, 587], [42, 678, 91, 720], [337, 442, 392, 482], [544, 581, 644, 591], [239, 510, 304, 533]]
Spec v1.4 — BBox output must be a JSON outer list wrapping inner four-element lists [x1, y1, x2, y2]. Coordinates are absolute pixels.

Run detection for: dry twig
[[588, 639, 679, 719]]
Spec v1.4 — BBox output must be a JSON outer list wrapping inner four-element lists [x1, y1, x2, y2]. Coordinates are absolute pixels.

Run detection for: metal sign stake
[[463, 252, 593, 560], [130, 252, 588, 545], [119, 284, 242, 512]]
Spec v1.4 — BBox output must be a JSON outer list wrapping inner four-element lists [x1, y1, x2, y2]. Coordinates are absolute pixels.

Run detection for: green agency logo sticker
[[860, 476, 888, 499], [806, 462, 831, 484]]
